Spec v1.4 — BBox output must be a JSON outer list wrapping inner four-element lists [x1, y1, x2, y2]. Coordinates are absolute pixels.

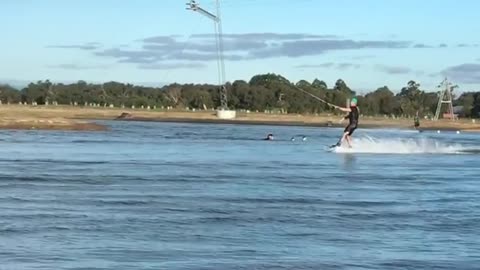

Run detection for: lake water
[[1, 120, 479, 269]]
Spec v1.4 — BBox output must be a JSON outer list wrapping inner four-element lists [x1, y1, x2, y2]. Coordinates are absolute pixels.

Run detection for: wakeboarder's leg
[[346, 135, 352, 148], [336, 132, 348, 146]]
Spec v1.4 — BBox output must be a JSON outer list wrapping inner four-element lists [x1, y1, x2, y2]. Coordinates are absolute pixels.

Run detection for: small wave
[[0, 159, 111, 165], [332, 136, 473, 154], [0, 227, 25, 233], [70, 139, 127, 144], [379, 260, 457, 270], [0, 225, 72, 234], [334, 200, 405, 207], [96, 199, 152, 206], [219, 197, 326, 204]]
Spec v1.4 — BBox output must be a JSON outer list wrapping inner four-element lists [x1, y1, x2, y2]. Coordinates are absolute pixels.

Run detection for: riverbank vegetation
[[1, 73, 479, 118]]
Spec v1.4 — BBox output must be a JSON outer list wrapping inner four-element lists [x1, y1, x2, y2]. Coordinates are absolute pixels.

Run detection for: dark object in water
[[116, 112, 134, 119]]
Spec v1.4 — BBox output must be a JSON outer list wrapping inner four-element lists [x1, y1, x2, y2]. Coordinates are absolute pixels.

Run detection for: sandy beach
[[0, 105, 108, 131], [0, 105, 478, 132]]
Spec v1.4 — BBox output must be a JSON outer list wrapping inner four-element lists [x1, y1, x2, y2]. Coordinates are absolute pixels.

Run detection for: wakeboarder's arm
[[332, 105, 350, 123], [333, 105, 351, 112]]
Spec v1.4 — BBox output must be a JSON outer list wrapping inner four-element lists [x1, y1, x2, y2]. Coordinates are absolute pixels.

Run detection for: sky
[[1, 0, 479, 93]]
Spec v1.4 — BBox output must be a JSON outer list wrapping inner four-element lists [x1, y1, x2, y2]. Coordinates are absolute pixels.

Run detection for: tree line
[[1, 73, 479, 118]]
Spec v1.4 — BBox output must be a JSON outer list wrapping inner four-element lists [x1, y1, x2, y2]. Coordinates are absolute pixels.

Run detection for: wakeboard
[[329, 142, 341, 148]]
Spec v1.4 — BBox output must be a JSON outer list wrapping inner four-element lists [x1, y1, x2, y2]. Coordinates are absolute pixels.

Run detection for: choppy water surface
[[1, 121, 479, 269]]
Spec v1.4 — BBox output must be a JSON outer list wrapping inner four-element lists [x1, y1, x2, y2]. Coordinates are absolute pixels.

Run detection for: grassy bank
[[0, 105, 479, 132]]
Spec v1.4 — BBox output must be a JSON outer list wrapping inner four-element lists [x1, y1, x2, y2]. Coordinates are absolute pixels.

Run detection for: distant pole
[[434, 78, 457, 121], [186, 0, 228, 110]]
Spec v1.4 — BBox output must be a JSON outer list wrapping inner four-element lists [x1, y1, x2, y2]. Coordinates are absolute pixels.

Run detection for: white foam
[[332, 136, 464, 154]]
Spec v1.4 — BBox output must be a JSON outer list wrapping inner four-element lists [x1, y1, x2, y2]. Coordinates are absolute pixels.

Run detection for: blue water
[[1, 120, 480, 269]]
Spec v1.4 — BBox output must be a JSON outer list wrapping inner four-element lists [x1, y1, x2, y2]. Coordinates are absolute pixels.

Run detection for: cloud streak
[[441, 63, 480, 84], [190, 33, 339, 41], [413, 43, 432, 48], [46, 42, 101, 50], [375, 65, 412, 74], [247, 39, 411, 59], [295, 62, 360, 70], [84, 33, 415, 64], [295, 63, 335, 69], [47, 63, 108, 70], [46, 33, 467, 72], [138, 63, 206, 70], [337, 63, 361, 70]]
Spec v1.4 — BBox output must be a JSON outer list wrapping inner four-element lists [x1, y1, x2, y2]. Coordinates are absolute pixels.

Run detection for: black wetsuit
[[344, 106, 359, 135]]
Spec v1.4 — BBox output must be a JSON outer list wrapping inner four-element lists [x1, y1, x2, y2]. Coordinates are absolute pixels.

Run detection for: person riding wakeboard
[[332, 97, 359, 148], [414, 111, 420, 130]]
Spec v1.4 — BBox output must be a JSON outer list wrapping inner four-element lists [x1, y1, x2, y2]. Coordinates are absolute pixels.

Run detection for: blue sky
[[1, 0, 479, 93]]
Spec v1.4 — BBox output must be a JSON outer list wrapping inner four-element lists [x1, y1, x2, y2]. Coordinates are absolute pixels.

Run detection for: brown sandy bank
[[0, 117, 107, 131], [0, 106, 107, 131]]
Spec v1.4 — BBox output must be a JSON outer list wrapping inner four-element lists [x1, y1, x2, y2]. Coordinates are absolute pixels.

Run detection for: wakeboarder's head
[[350, 97, 358, 107]]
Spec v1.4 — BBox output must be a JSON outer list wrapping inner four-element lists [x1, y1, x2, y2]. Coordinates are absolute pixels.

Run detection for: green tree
[[312, 79, 327, 89], [334, 79, 355, 95], [0, 84, 21, 103], [8, 74, 480, 119], [364, 86, 395, 115], [397, 80, 424, 117], [455, 93, 474, 117], [472, 93, 480, 118]]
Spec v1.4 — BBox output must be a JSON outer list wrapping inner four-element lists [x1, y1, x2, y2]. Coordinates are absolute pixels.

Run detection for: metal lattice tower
[[434, 78, 457, 121], [186, 0, 228, 110]]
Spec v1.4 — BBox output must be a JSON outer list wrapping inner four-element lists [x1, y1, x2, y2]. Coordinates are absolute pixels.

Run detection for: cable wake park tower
[[186, 0, 236, 119], [434, 77, 457, 121]]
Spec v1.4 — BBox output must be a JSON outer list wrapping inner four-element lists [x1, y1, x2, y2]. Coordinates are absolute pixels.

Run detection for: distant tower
[[186, 0, 235, 119], [434, 78, 457, 121]]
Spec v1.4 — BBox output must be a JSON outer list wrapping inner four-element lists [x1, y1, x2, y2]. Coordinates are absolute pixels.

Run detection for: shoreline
[[113, 116, 411, 129], [114, 115, 479, 132], [0, 105, 478, 132]]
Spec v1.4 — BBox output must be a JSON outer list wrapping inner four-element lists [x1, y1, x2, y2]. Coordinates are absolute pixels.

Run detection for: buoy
[[456, 131, 460, 134], [437, 130, 440, 133]]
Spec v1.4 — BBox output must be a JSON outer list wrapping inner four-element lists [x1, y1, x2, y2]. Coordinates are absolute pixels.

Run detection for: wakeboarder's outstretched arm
[[333, 105, 351, 112]]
